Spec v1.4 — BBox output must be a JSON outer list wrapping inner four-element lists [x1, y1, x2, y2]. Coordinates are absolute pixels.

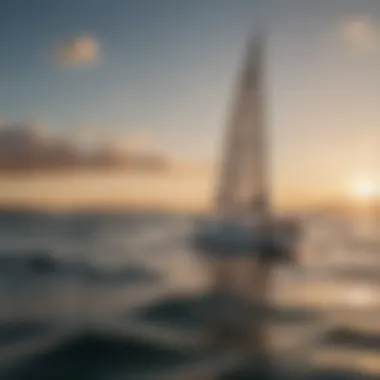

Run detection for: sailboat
[[192, 34, 300, 260]]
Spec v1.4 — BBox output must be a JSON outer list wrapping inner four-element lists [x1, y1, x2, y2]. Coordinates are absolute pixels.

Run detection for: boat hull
[[191, 218, 300, 262]]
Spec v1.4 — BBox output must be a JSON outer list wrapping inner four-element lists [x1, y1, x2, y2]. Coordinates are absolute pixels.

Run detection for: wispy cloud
[[55, 35, 100, 67], [0, 124, 168, 172], [340, 15, 379, 53], [122, 131, 157, 154]]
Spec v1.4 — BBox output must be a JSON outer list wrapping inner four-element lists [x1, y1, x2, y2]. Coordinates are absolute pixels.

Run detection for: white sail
[[193, 33, 299, 258], [216, 35, 269, 222]]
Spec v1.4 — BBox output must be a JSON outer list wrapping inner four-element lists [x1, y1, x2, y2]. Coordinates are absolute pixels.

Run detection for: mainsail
[[216, 35, 269, 222], [193, 33, 299, 257]]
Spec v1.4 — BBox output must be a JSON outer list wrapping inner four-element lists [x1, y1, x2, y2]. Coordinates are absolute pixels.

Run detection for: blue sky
[[0, 0, 268, 157], [1, 0, 380, 203]]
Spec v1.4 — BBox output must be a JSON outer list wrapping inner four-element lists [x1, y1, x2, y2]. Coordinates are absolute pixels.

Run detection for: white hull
[[192, 218, 300, 260]]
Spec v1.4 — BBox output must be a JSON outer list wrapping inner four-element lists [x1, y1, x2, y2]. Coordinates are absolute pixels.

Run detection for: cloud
[[55, 35, 100, 67], [123, 131, 157, 154], [340, 15, 379, 53], [103, 130, 161, 156], [0, 124, 168, 172]]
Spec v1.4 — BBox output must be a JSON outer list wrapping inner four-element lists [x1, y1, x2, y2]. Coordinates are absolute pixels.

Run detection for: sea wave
[[0, 249, 161, 286]]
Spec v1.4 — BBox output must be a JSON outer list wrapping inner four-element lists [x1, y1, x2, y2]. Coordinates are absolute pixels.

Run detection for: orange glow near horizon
[[0, 165, 377, 214], [350, 178, 377, 200]]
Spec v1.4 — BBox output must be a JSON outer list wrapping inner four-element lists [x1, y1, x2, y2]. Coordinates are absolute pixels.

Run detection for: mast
[[216, 34, 270, 222]]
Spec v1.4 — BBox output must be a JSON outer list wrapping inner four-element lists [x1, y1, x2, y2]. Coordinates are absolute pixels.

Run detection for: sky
[[1, 0, 380, 211]]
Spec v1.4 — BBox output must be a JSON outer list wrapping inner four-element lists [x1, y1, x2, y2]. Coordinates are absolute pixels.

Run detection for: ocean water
[[1, 211, 380, 379], [0, 211, 215, 377]]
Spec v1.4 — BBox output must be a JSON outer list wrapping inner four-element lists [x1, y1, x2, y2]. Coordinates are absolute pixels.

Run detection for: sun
[[351, 178, 377, 200]]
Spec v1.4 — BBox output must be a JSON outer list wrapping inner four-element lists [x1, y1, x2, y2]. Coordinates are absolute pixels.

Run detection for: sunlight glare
[[351, 178, 377, 200], [346, 287, 375, 307]]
